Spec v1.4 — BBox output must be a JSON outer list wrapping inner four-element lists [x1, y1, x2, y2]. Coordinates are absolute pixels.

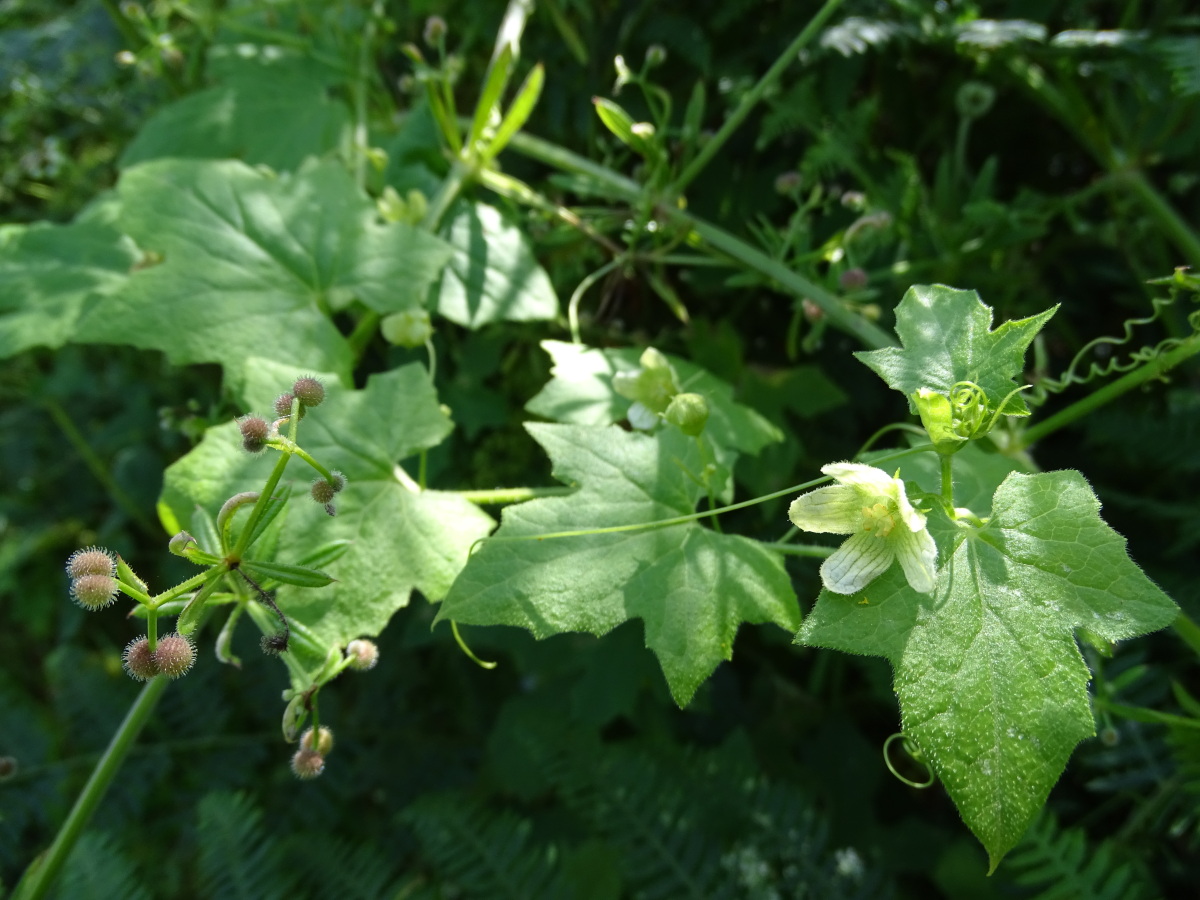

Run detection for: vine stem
[[455, 485, 574, 505], [568, 259, 620, 343], [669, 0, 846, 195], [495, 129, 897, 349], [474, 444, 933, 546], [14, 678, 171, 900], [1017, 331, 1200, 448]]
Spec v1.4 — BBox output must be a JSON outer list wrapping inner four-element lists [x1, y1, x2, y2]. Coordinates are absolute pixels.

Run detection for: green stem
[[352, 1, 379, 191], [1112, 168, 1200, 268], [455, 486, 575, 504], [759, 542, 836, 558], [498, 130, 896, 349], [233, 452, 293, 557], [421, 158, 471, 232], [568, 259, 621, 343], [479, 444, 933, 545], [670, 0, 846, 195], [940, 454, 954, 506], [1172, 611, 1200, 660], [14, 677, 171, 900], [346, 309, 380, 365], [150, 568, 223, 611], [1018, 332, 1200, 448], [42, 397, 159, 537]]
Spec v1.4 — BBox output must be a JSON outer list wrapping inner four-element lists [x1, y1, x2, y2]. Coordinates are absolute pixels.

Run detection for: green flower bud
[[956, 81, 996, 120], [381, 309, 433, 348], [168, 531, 197, 557], [665, 392, 709, 436], [612, 347, 681, 414]]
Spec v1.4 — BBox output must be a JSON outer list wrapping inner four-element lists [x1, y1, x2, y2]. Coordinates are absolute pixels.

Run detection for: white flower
[[788, 463, 937, 595]]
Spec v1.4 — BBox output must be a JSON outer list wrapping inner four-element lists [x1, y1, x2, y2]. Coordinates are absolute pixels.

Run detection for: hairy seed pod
[[310, 478, 336, 505], [301, 726, 335, 757], [346, 639, 379, 671], [70, 574, 119, 610], [290, 747, 325, 780], [153, 633, 196, 679], [123, 636, 159, 681], [66, 546, 116, 579], [274, 392, 299, 419], [292, 377, 325, 408], [238, 415, 270, 453]]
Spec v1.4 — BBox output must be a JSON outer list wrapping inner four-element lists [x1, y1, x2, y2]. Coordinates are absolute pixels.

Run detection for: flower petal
[[892, 478, 927, 532], [892, 523, 938, 594], [821, 462, 897, 496], [820, 531, 894, 595], [788, 485, 863, 535]]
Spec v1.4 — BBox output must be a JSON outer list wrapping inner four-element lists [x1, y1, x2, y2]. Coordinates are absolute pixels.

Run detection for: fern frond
[[551, 746, 730, 899], [1155, 37, 1200, 97], [401, 793, 565, 900], [1004, 812, 1156, 900], [281, 833, 404, 900], [196, 790, 291, 900], [49, 831, 151, 900]]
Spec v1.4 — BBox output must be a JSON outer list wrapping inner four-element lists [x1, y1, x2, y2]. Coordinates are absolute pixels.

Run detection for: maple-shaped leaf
[[159, 360, 494, 650], [76, 159, 453, 382], [856, 285, 1056, 416], [0, 220, 137, 359], [437, 423, 800, 706], [432, 201, 559, 328], [797, 469, 1177, 870]]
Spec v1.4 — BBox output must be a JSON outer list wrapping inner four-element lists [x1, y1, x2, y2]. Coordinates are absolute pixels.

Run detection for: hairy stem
[[14, 678, 170, 900]]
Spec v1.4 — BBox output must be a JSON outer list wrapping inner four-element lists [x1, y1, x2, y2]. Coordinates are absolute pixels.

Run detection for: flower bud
[[301, 726, 335, 757], [292, 377, 325, 408], [665, 392, 709, 437], [423, 15, 447, 47], [153, 633, 195, 679], [168, 531, 197, 557], [774, 171, 802, 195], [67, 547, 117, 579], [956, 80, 996, 120], [290, 747, 325, 780], [71, 574, 119, 610], [346, 639, 379, 671], [839, 267, 869, 291], [238, 415, 270, 452], [644, 44, 667, 67], [123, 636, 159, 681], [381, 309, 433, 348]]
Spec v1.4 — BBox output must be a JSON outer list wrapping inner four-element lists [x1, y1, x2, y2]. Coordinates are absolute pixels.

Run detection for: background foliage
[[2, 0, 1199, 897]]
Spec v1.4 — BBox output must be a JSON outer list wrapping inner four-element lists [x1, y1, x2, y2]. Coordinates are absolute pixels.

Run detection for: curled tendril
[[883, 732, 935, 788], [1029, 291, 1200, 405]]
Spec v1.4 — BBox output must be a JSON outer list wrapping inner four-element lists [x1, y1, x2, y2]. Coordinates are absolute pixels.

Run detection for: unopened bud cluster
[[612, 348, 709, 436]]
